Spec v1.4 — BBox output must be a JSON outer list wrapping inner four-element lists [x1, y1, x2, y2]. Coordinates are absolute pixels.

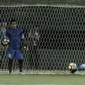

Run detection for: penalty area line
[[0, 84, 70, 85]]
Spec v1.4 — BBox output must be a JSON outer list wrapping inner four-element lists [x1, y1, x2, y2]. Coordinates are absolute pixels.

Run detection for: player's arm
[[20, 29, 28, 50]]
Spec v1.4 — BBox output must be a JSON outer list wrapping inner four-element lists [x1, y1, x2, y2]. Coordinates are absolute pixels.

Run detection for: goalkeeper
[[6, 19, 25, 74], [71, 64, 85, 73]]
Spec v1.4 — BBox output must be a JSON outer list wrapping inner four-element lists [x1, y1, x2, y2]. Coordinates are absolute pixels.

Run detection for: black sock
[[8, 59, 13, 73], [18, 59, 23, 72]]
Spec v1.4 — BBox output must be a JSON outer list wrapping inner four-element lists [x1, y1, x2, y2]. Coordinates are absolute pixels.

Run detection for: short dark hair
[[10, 19, 16, 23]]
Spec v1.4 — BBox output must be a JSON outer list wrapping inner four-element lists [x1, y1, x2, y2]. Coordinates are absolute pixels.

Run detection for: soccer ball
[[1, 38, 9, 46], [68, 63, 77, 70]]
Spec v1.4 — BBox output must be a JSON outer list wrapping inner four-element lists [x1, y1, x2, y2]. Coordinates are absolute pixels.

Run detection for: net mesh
[[0, 5, 85, 73], [0, 0, 85, 5]]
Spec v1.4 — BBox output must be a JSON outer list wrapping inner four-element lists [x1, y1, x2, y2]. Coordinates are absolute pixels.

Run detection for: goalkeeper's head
[[10, 19, 17, 29]]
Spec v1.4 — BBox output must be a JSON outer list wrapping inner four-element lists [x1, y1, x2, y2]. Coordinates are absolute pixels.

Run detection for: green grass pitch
[[0, 74, 85, 85]]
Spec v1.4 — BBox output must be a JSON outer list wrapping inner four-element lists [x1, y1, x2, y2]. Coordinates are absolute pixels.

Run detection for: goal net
[[0, 4, 85, 74]]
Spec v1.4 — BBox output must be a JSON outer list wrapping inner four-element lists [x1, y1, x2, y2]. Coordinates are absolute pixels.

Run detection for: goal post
[[0, 4, 85, 74]]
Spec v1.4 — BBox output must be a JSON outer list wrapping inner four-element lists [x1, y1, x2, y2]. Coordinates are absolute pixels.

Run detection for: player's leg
[[8, 48, 15, 74], [0, 50, 2, 68], [8, 58, 13, 74], [15, 50, 23, 72], [0, 54, 2, 68], [18, 59, 23, 72]]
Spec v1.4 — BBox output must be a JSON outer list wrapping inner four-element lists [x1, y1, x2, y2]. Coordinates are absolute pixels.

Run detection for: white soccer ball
[[1, 38, 9, 46], [68, 63, 77, 70]]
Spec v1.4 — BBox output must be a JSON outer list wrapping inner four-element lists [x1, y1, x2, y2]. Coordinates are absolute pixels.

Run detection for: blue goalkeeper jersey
[[77, 64, 85, 70], [6, 26, 24, 50]]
